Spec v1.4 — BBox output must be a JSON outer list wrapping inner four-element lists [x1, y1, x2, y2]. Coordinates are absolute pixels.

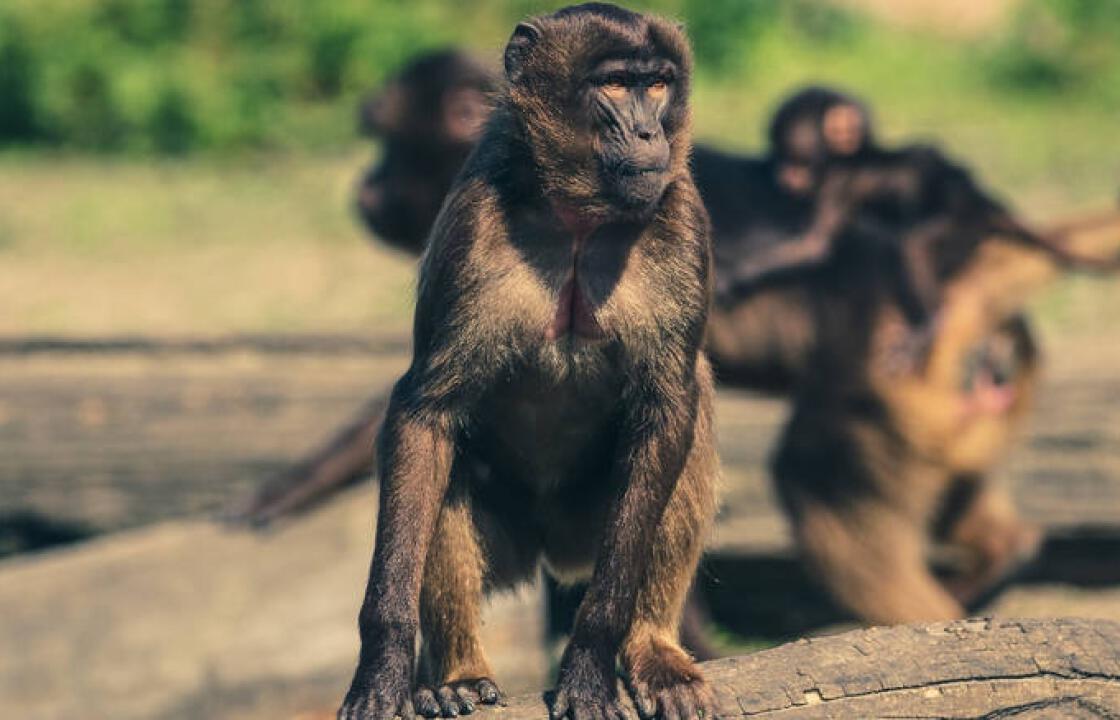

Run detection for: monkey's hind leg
[[937, 479, 1041, 609], [621, 385, 719, 720], [416, 494, 504, 718], [793, 498, 965, 624]]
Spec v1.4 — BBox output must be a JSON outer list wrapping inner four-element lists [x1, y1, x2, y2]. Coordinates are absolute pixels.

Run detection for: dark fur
[[711, 87, 1120, 329], [356, 50, 496, 254], [738, 92, 1120, 623], [337, 6, 717, 720]]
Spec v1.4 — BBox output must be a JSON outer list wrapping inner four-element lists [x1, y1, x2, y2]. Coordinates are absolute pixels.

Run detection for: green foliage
[[94, 0, 192, 46], [307, 23, 358, 99], [0, 18, 43, 143], [148, 84, 197, 155], [986, 0, 1120, 95], [0, 0, 1117, 156], [62, 61, 129, 151], [683, 0, 779, 73]]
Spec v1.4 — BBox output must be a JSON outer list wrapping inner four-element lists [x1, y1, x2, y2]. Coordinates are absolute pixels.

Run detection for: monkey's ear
[[504, 22, 542, 83]]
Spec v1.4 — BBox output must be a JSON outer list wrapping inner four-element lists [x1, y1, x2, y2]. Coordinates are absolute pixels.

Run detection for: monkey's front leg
[[551, 378, 716, 720], [339, 395, 455, 720]]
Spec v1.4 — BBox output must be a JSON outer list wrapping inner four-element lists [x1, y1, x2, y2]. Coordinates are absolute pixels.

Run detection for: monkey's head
[[501, 3, 692, 219], [768, 86, 874, 195], [357, 50, 496, 253]]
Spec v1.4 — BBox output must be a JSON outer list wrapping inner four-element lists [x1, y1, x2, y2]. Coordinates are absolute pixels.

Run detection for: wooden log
[[479, 618, 1120, 719]]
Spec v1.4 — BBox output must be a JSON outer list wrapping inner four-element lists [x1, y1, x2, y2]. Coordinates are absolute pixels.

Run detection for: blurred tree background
[[0, 0, 1118, 155], [0, 0, 1117, 338]]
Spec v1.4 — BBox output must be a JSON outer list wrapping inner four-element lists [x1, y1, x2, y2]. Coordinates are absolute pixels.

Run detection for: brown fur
[[774, 211, 1120, 623], [337, 6, 717, 720]]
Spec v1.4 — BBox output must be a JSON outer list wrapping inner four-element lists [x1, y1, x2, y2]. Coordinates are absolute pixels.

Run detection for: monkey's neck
[[551, 199, 603, 239], [545, 200, 605, 342]]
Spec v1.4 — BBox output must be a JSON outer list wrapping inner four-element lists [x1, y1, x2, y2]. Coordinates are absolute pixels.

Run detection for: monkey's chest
[[497, 223, 641, 344], [470, 372, 623, 494]]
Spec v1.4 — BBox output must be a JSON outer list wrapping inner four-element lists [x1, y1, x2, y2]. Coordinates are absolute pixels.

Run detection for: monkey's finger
[[435, 687, 460, 717], [453, 687, 476, 714], [414, 688, 441, 718], [549, 691, 570, 720], [476, 679, 502, 705], [398, 698, 416, 720]]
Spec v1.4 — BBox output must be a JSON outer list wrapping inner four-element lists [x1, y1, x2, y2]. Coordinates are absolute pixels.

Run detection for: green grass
[[0, 150, 417, 335]]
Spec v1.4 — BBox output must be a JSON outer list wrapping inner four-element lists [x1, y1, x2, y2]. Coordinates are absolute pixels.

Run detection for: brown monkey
[[337, 6, 717, 720], [234, 86, 864, 525], [770, 205, 1120, 624], [698, 86, 1120, 626], [356, 49, 495, 254]]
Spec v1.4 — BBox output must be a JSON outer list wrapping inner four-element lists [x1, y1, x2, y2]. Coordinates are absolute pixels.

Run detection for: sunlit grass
[[0, 150, 417, 335]]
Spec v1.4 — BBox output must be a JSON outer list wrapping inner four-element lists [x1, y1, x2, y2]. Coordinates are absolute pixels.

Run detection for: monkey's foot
[[946, 521, 1043, 607], [550, 646, 628, 720], [337, 674, 413, 720], [337, 644, 414, 720], [624, 639, 715, 720], [414, 678, 502, 718]]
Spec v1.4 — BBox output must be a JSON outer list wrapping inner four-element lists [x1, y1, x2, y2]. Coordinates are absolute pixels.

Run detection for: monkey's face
[[356, 51, 496, 252], [502, 6, 692, 218], [769, 87, 875, 195], [356, 143, 451, 254], [584, 58, 676, 211], [821, 103, 868, 158]]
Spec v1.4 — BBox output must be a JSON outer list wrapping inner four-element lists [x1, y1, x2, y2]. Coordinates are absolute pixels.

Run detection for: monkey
[[712, 87, 1120, 333], [694, 86, 1120, 627], [336, 6, 718, 720], [233, 85, 856, 527], [766, 181, 1120, 624], [356, 49, 496, 255], [238, 68, 1117, 648]]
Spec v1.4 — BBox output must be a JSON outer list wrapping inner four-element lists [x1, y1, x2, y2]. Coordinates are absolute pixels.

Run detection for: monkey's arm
[[718, 179, 857, 305], [553, 369, 703, 713], [994, 212, 1120, 272], [940, 157, 1120, 272], [340, 378, 456, 716], [341, 195, 486, 717]]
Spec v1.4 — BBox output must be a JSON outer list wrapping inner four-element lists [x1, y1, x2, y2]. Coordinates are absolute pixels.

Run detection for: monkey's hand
[[550, 644, 628, 720], [624, 639, 715, 720], [337, 634, 415, 720], [414, 678, 502, 718]]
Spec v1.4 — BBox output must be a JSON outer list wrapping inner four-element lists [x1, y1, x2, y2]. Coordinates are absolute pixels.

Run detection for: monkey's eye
[[602, 81, 628, 100], [647, 80, 668, 99]]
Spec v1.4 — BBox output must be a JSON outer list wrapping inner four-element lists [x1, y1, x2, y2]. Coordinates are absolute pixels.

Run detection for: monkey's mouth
[[547, 277, 604, 341]]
